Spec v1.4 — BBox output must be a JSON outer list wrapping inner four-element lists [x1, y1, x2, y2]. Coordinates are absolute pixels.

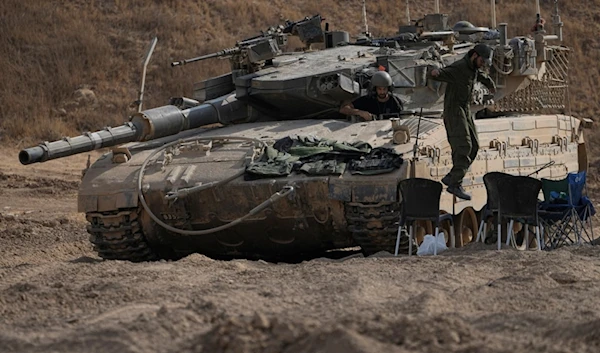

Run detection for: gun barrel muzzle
[[19, 146, 46, 165]]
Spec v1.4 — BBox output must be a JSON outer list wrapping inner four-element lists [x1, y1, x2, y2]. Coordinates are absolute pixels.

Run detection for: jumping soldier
[[429, 43, 496, 200]]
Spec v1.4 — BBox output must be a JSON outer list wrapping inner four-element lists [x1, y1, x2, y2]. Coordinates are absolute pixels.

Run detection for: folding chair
[[538, 171, 596, 249], [497, 175, 543, 251], [394, 178, 455, 256], [476, 172, 512, 246]]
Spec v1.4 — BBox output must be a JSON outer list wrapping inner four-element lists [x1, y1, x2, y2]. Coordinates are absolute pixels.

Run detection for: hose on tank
[[137, 135, 295, 235]]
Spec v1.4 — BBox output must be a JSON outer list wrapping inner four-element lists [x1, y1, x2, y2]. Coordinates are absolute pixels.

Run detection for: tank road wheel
[[394, 220, 436, 249], [413, 220, 433, 246], [404, 216, 453, 248], [454, 207, 479, 247], [509, 222, 538, 251], [86, 208, 157, 262], [437, 211, 455, 247], [484, 219, 530, 250]]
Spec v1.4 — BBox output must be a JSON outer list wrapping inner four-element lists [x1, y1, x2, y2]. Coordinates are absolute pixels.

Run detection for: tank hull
[[79, 113, 585, 260]]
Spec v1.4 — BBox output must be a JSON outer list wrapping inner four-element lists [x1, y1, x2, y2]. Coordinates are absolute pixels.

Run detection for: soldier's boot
[[447, 184, 471, 201], [441, 175, 452, 186]]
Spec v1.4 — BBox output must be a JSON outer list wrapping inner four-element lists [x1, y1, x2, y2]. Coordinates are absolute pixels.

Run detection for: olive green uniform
[[430, 56, 496, 186]]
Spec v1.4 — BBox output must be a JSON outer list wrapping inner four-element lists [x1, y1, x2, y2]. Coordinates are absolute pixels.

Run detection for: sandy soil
[[1, 148, 600, 353]]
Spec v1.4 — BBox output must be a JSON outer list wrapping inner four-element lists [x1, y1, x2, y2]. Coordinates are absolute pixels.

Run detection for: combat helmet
[[370, 71, 393, 90]]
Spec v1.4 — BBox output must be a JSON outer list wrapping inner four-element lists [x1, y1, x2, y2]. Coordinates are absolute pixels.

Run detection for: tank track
[[86, 208, 157, 262], [345, 201, 412, 256]]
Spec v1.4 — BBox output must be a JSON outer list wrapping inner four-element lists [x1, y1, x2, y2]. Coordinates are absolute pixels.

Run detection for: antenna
[[527, 161, 555, 177], [434, 0, 440, 13], [412, 108, 423, 161], [552, 0, 563, 41], [406, 0, 411, 25], [490, 0, 496, 29], [533, 0, 545, 33], [137, 37, 158, 112], [362, 0, 369, 36]]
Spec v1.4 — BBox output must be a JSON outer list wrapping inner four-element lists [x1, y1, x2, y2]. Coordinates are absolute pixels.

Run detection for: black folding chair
[[395, 178, 455, 256], [476, 172, 512, 245], [497, 175, 543, 251]]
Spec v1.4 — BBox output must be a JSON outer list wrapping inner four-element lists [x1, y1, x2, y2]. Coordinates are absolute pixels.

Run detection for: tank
[[19, 4, 590, 261]]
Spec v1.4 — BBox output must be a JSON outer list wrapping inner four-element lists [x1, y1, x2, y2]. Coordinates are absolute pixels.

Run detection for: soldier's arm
[[477, 71, 496, 92], [339, 100, 373, 121], [429, 64, 461, 83]]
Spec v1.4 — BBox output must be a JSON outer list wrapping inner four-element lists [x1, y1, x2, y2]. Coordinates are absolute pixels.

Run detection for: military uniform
[[351, 94, 403, 117], [339, 70, 403, 121], [430, 55, 496, 187]]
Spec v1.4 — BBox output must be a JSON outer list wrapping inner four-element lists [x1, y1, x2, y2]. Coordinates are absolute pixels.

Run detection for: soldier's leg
[[447, 134, 473, 185], [442, 112, 470, 186], [443, 113, 474, 200], [467, 117, 480, 164], [445, 135, 473, 200]]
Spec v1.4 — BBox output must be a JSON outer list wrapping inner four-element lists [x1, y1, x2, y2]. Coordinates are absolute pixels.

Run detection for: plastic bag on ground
[[416, 232, 448, 256]]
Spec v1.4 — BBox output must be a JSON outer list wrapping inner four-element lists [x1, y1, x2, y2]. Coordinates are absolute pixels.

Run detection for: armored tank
[[19, 2, 589, 261]]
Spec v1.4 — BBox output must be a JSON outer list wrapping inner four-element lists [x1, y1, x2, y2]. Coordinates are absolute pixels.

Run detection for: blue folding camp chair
[[538, 171, 596, 250]]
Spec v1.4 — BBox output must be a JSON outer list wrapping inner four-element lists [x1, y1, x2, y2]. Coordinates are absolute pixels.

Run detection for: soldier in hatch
[[339, 71, 403, 121], [429, 43, 496, 201]]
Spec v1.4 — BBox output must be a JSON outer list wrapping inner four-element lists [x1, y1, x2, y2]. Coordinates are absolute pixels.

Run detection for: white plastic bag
[[416, 232, 448, 256]]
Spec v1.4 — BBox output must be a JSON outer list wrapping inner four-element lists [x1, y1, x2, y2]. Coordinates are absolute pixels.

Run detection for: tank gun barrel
[[19, 123, 141, 165], [19, 94, 245, 165], [171, 47, 240, 67]]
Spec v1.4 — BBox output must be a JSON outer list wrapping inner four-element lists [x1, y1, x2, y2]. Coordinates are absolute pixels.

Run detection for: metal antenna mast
[[138, 37, 158, 112], [490, 0, 497, 29], [362, 0, 369, 35]]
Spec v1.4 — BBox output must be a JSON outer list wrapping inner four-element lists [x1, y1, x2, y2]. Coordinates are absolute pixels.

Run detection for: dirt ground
[[1, 148, 600, 353]]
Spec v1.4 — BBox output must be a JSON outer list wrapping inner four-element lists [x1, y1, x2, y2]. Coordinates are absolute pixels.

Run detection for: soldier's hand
[[359, 111, 373, 121], [430, 69, 440, 77]]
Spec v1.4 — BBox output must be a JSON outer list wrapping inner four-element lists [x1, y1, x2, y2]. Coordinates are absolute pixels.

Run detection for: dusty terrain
[[0, 149, 599, 353], [2, 0, 600, 352]]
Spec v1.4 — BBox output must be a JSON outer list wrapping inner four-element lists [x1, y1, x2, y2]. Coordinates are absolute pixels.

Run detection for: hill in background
[[1, 0, 598, 160]]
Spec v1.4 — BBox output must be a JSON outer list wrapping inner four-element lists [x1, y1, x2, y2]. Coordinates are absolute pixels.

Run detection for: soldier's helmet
[[473, 43, 493, 66], [371, 71, 393, 89]]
